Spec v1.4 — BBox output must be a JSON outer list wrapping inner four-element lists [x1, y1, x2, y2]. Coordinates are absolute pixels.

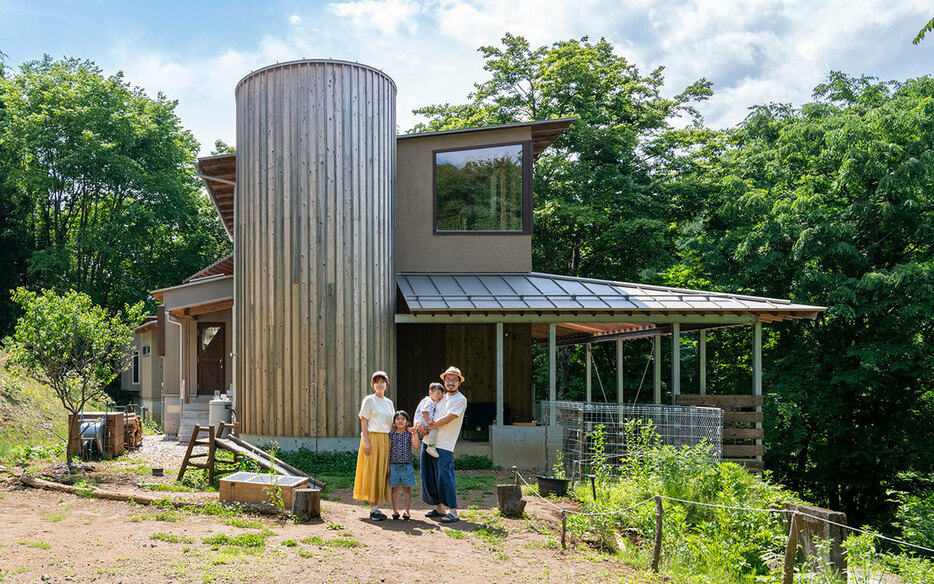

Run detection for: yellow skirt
[[352, 432, 390, 504]]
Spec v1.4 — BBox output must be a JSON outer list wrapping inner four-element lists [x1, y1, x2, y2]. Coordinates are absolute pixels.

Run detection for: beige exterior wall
[[396, 126, 533, 273]]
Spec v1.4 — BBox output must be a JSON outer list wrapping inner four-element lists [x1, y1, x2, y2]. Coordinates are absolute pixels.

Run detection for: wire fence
[[539, 401, 723, 478], [511, 468, 934, 582]]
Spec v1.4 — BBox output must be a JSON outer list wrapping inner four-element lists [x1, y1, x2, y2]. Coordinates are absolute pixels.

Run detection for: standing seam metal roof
[[396, 272, 824, 317]]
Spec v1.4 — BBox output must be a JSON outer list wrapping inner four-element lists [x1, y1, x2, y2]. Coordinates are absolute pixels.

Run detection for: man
[[420, 365, 467, 523]]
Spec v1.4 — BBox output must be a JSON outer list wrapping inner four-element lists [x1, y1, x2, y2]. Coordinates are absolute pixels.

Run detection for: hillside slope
[[0, 350, 70, 459]]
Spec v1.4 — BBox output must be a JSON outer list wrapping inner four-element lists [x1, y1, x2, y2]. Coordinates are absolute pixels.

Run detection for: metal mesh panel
[[540, 401, 722, 477]]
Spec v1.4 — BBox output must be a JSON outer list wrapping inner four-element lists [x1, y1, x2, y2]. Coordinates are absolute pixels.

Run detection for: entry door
[[197, 323, 226, 396]]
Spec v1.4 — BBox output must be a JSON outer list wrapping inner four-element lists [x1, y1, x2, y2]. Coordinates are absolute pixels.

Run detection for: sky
[[1, 0, 932, 155]]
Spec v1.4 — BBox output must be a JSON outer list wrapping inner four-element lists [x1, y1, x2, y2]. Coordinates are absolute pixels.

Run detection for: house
[[124, 59, 823, 467]]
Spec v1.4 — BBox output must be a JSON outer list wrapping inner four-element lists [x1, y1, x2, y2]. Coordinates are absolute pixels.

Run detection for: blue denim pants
[[420, 444, 458, 509]]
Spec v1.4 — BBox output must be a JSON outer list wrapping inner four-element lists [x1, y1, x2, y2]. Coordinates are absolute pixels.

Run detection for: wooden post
[[560, 509, 567, 550], [651, 496, 663, 572], [177, 424, 201, 481], [783, 512, 799, 584], [671, 323, 680, 405], [548, 323, 557, 425], [207, 430, 217, 485], [496, 484, 526, 517], [653, 336, 662, 404], [291, 488, 321, 521], [496, 322, 504, 426], [698, 330, 707, 395], [616, 339, 624, 405], [512, 465, 518, 486], [585, 342, 592, 403], [752, 322, 763, 463]]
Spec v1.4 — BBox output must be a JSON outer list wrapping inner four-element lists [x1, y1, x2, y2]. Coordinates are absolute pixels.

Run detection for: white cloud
[[289, 14, 302, 25], [327, 0, 424, 35]]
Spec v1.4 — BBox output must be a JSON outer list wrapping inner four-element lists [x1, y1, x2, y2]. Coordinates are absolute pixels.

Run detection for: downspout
[[167, 313, 185, 436]]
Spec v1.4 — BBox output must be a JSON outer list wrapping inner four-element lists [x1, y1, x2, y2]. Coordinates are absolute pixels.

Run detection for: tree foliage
[[5, 287, 144, 419], [666, 72, 934, 525], [0, 56, 230, 333]]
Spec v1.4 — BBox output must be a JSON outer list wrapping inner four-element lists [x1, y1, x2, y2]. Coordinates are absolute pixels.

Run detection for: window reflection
[[435, 143, 525, 232]]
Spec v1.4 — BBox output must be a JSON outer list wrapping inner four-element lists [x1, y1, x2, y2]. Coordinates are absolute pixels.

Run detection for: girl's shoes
[[392, 512, 400, 520], [369, 510, 387, 521], [402, 513, 410, 520]]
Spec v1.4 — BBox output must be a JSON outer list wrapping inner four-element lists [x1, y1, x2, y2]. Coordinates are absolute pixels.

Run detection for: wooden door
[[197, 323, 226, 396]]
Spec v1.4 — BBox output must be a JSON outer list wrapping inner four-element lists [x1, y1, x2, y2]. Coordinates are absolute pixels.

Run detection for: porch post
[[496, 322, 504, 426], [752, 321, 763, 463], [616, 339, 624, 405], [698, 330, 707, 395], [671, 322, 681, 405], [549, 323, 557, 425], [585, 342, 592, 403], [653, 335, 662, 404]]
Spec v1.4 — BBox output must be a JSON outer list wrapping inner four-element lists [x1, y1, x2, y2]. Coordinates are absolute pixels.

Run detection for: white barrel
[[209, 398, 232, 436]]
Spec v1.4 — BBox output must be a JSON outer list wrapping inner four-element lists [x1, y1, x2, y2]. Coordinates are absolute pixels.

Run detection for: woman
[[352, 370, 394, 520]]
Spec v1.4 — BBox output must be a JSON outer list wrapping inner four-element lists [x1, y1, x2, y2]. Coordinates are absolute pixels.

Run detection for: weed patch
[[150, 532, 193, 544], [224, 518, 262, 529], [19, 540, 51, 549]]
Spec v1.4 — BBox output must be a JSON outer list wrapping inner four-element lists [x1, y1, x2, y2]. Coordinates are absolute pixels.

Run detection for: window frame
[[432, 140, 533, 235], [132, 350, 140, 385]]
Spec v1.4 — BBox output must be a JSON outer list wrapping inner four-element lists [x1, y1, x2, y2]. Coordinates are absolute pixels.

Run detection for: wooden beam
[[677, 395, 764, 408], [671, 322, 680, 405], [585, 342, 592, 403], [496, 322, 504, 426], [548, 323, 556, 425]]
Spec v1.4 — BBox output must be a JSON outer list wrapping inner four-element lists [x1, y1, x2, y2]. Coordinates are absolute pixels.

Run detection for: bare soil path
[[0, 437, 646, 583]]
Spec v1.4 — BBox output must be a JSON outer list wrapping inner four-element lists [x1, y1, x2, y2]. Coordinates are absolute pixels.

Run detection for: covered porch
[[395, 272, 824, 469]]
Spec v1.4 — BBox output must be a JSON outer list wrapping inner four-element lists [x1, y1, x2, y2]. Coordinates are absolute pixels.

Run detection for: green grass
[[150, 532, 194, 544], [325, 537, 360, 548], [224, 518, 263, 529], [131, 511, 182, 522], [300, 536, 324, 545], [445, 529, 466, 539], [19, 540, 51, 549], [40, 511, 66, 522], [202, 533, 268, 548], [138, 483, 196, 493], [280, 539, 298, 547]]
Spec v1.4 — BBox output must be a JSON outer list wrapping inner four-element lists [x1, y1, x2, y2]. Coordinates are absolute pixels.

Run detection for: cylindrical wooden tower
[[234, 60, 396, 438]]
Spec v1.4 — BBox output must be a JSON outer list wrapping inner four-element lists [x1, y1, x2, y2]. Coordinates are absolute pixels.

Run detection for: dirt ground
[[0, 437, 646, 584]]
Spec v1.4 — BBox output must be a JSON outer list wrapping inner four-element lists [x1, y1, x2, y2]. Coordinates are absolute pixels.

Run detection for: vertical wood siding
[[235, 60, 396, 438]]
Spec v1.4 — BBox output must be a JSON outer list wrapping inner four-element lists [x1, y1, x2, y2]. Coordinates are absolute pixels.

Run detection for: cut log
[[291, 488, 322, 521], [496, 484, 526, 517]]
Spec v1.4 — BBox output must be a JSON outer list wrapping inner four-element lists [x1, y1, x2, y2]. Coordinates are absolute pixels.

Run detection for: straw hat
[[440, 366, 465, 383], [371, 371, 389, 384]]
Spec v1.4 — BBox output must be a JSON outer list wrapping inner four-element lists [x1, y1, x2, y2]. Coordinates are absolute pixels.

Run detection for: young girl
[[387, 410, 420, 520]]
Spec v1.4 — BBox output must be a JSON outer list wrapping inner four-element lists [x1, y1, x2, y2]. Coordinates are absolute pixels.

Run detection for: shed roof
[[397, 118, 576, 159], [396, 272, 825, 344]]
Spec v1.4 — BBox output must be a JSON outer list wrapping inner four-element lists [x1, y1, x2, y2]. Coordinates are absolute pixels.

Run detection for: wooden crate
[[219, 472, 309, 507]]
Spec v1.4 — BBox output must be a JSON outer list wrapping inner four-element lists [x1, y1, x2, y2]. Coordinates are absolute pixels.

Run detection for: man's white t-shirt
[[435, 391, 467, 452]]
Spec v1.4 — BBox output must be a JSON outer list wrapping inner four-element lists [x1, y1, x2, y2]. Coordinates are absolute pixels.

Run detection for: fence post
[[783, 512, 799, 584], [512, 465, 518, 486], [652, 496, 663, 572], [561, 509, 567, 550]]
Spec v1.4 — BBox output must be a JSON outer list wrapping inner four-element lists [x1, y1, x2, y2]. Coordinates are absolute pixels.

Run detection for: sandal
[[439, 513, 460, 524], [392, 512, 400, 520], [425, 509, 443, 518], [402, 513, 410, 521], [369, 510, 387, 521]]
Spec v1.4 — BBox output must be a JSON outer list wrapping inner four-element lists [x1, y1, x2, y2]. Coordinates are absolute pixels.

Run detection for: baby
[[414, 382, 445, 458]]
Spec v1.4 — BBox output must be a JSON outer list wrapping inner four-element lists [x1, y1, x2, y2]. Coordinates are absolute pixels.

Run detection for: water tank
[[235, 60, 396, 439]]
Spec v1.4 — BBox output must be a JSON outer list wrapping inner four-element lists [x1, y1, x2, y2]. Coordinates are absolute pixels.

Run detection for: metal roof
[[398, 117, 576, 159], [396, 272, 824, 327]]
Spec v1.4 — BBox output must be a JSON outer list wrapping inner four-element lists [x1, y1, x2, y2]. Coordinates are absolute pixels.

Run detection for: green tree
[[5, 288, 144, 462], [412, 33, 712, 282], [0, 56, 230, 327], [665, 73, 934, 526]]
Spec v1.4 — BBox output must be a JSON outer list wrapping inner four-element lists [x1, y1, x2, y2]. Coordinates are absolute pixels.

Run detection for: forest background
[[0, 34, 932, 533]]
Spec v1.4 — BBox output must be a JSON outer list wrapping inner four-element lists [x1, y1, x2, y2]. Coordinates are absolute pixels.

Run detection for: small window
[[142, 345, 151, 356], [132, 351, 140, 385], [434, 142, 532, 233]]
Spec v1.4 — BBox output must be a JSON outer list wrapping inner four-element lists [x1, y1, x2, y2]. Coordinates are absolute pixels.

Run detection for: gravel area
[[134, 434, 189, 476]]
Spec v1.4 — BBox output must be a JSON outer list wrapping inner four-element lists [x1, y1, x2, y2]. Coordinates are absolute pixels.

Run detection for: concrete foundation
[[490, 425, 562, 471]]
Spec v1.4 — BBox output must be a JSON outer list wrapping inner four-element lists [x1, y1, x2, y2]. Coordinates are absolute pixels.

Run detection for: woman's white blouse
[[358, 394, 394, 434]]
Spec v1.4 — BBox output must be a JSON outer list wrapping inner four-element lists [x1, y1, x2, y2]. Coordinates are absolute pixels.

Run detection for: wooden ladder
[[177, 423, 239, 484]]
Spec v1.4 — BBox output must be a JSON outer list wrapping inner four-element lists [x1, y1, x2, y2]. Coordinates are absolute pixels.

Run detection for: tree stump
[[291, 488, 321, 521], [496, 484, 526, 517]]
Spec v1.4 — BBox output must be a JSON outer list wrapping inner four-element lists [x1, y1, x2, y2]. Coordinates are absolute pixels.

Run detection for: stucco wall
[[396, 126, 533, 273]]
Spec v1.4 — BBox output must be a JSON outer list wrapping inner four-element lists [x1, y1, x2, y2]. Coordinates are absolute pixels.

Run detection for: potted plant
[[536, 450, 571, 497]]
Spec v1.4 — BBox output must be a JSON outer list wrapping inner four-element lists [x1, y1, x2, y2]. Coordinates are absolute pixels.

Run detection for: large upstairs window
[[434, 141, 532, 234]]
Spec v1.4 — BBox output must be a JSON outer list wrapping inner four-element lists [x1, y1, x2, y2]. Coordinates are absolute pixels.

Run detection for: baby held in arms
[[414, 382, 445, 458]]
